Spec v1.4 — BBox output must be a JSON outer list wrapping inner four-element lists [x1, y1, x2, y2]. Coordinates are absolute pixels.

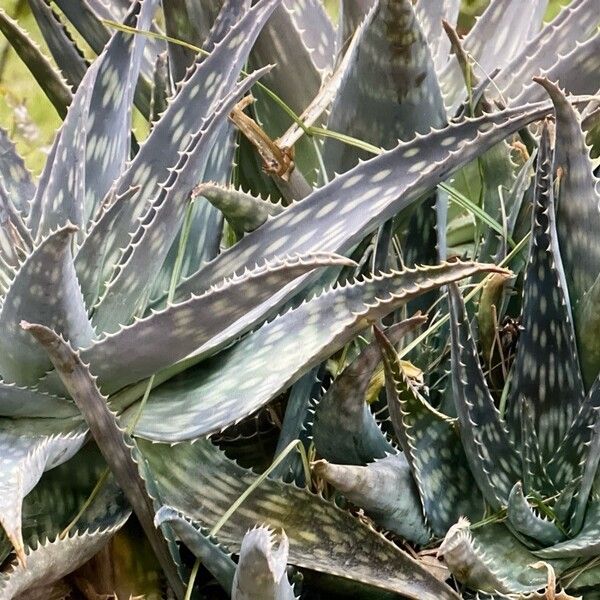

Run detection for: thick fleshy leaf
[[0, 185, 32, 272], [162, 0, 201, 83], [0, 225, 93, 385], [28, 0, 88, 90], [199, 183, 285, 237], [23, 322, 184, 598], [82, 0, 158, 221], [141, 439, 459, 600], [438, 519, 562, 595], [0, 8, 72, 118], [510, 31, 600, 107], [413, 0, 460, 74], [376, 326, 484, 536], [0, 499, 128, 599], [125, 261, 504, 441], [204, 0, 252, 53], [27, 0, 157, 237], [0, 380, 74, 418], [535, 502, 600, 559], [448, 283, 521, 509], [547, 378, 600, 495], [493, 0, 600, 102], [313, 454, 430, 544], [0, 420, 86, 563], [91, 67, 269, 333], [323, 0, 446, 177], [149, 51, 170, 124], [49, 253, 352, 397], [0, 129, 35, 216], [172, 101, 554, 305], [53, 0, 158, 115], [439, 0, 548, 112], [155, 506, 236, 595], [506, 125, 585, 460], [506, 482, 565, 546], [232, 527, 296, 600], [82, 0, 280, 294], [535, 79, 600, 385], [312, 318, 425, 465]]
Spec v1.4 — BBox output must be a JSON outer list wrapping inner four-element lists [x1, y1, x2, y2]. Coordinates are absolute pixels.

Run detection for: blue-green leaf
[[126, 261, 503, 441], [0, 225, 93, 385], [141, 438, 459, 599], [377, 326, 485, 536], [506, 124, 585, 461], [312, 318, 424, 465], [448, 283, 521, 509]]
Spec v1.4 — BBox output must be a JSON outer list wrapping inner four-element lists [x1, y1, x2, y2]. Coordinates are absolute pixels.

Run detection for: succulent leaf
[[125, 261, 504, 441], [155, 506, 236, 595], [0, 7, 72, 118], [0, 498, 129, 600], [312, 317, 425, 465], [439, 0, 548, 112], [0, 129, 35, 217], [506, 482, 565, 546], [313, 453, 431, 544], [23, 321, 184, 598], [28, 0, 89, 90], [510, 32, 600, 107], [0, 225, 93, 385], [323, 0, 446, 176], [535, 501, 600, 559], [141, 438, 459, 600], [176, 101, 554, 304], [199, 182, 285, 237], [0, 420, 87, 563], [413, 0, 460, 75], [91, 67, 269, 333], [494, 0, 600, 102], [232, 526, 296, 600], [376, 326, 485, 536], [507, 124, 585, 461], [438, 519, 561, 595], [448, 283, 521, 508], [84, 0, 280, 294]]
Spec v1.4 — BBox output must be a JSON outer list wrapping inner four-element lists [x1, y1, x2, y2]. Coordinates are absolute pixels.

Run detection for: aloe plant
[[0, 0, 599, 598]]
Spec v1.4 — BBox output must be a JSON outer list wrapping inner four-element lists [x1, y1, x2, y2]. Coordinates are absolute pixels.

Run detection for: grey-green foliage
[[1, 0, 599, 598]]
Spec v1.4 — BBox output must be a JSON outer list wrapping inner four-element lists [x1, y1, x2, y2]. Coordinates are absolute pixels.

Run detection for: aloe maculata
[[0, 0, 599, 598]]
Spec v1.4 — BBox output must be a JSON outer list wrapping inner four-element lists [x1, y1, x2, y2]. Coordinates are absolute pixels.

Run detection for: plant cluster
[[0, 0, 599, 598]]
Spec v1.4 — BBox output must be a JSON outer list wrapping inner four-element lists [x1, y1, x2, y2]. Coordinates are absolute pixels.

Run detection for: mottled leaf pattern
[[323, 0, 446, 176], [91, 68, 268, 333], [312, 319, 424, 465], [141, 439, 458, 600], [125, 261, 502, 440], [173, 102, 554, 304], [506, 482, 564, 546], [0, 129, 35, 216], [28, 0, 88, 90], [448, 283, 521, 508], [376, 327, 484, 536], [199, 183, 285, 237], [0, 225, 93, 385], [24, 321, 184, 598], [439, 520, 559, 594], [314, 453, 431, 544], [46, 254, 351, 397], [0, 420, 86, 562], [0, 498, 128, 599], [506, 125, 585, 460]]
